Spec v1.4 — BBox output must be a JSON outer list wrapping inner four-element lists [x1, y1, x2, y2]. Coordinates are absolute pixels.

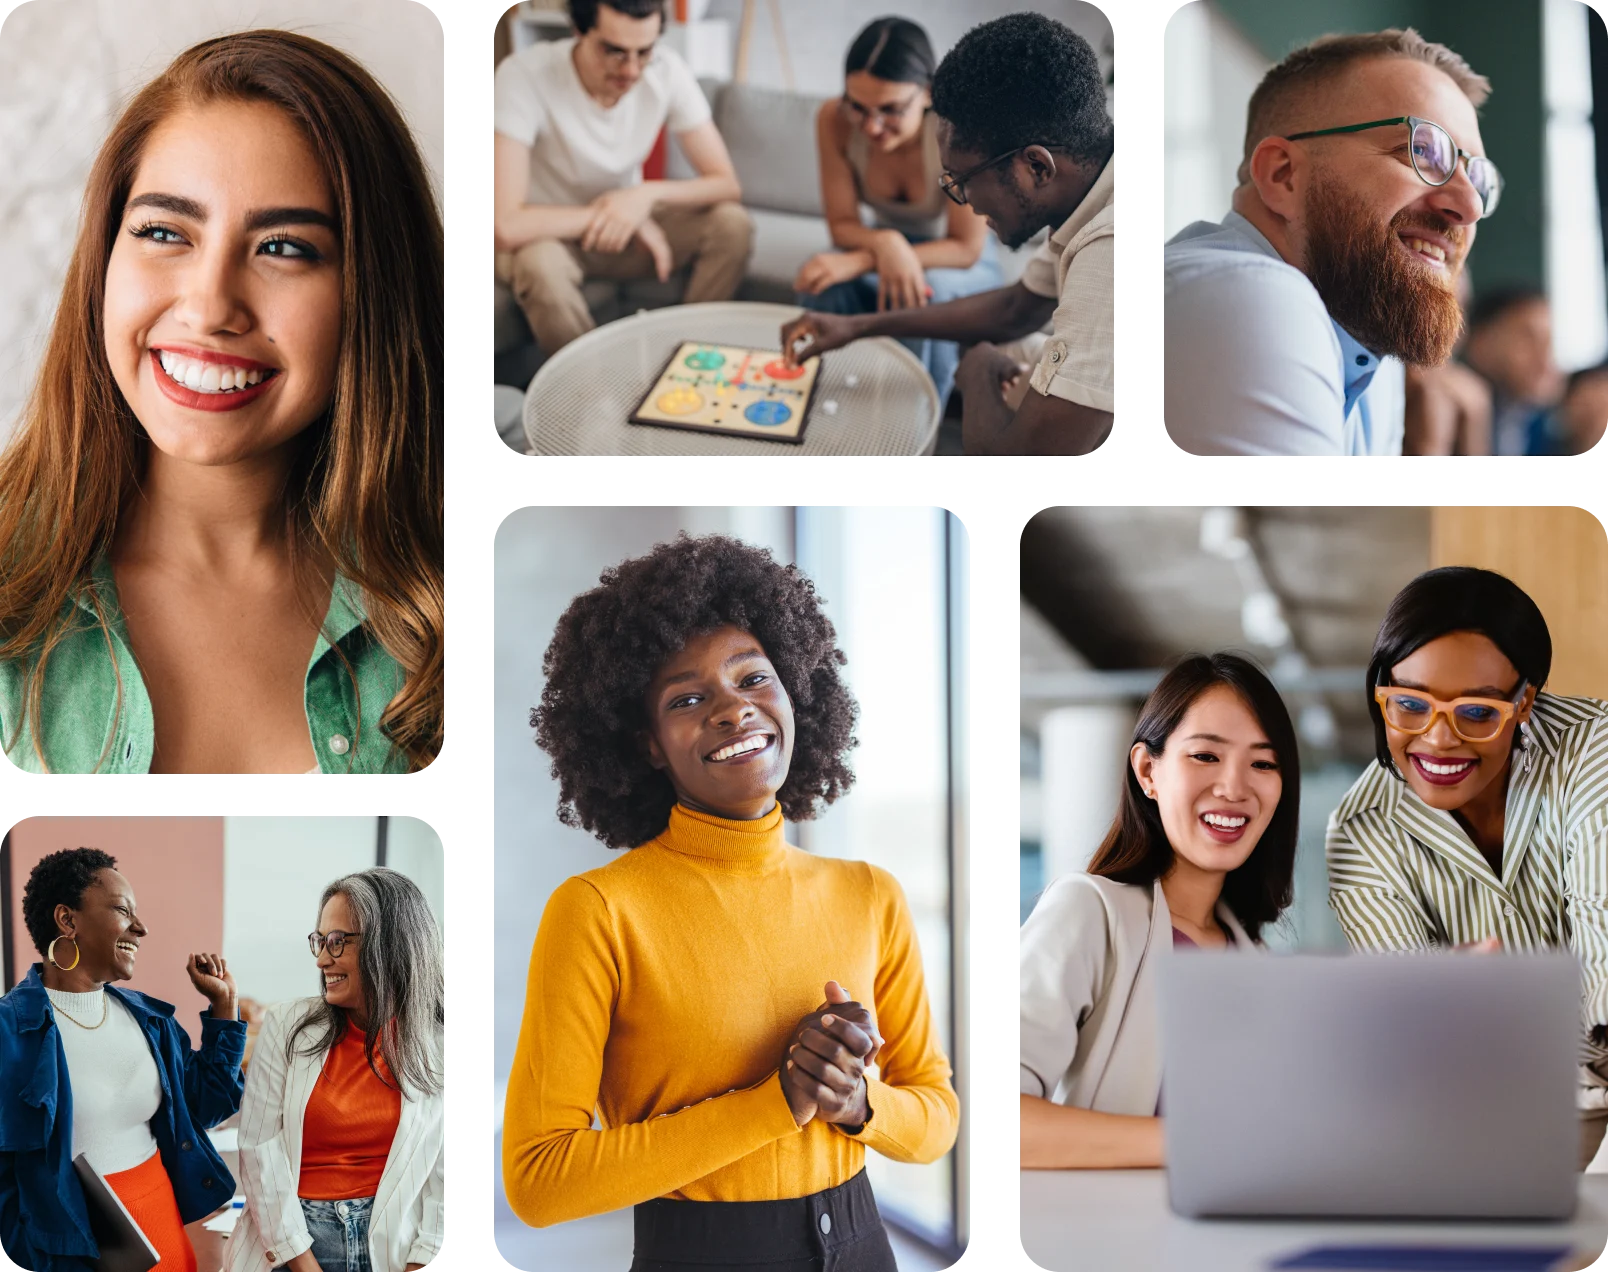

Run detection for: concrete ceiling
[[1020, 506, 1434, 759]]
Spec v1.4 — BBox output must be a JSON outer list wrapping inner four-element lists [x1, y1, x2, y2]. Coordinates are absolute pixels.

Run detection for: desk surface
[[1020, 1169, 1608, 1272], [523, 301, 941, 456]]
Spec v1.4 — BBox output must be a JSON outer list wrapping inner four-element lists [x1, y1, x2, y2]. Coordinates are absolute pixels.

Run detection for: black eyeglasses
[[597, 38, 656, 69], [939, 144, 1067, 205], [308, 929, 362, 958], [841, 91, 922, 126]]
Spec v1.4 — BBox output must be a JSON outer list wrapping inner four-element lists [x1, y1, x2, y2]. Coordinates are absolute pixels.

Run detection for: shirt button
[[820, 1213, 832, 1235], [1355, 354, 1368, 365], [202, 1177, 213, 1188], [180, 1140, 193, 1151], [265, 1253, 277, 1264], [328, 734, 351, 756], [1504, 905, 1516, 917]]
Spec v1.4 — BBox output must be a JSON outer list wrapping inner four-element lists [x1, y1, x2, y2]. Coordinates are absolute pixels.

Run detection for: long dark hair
[[287, 868, 443, 1097], [1086, 653, 1300, 941], [1366, 567, 1551, 776], [845, 17, 936, 88]]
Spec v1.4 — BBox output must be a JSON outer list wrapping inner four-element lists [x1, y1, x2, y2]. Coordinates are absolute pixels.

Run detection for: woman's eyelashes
[[1186, 749, 1279, 770], [125, 220, 324, 262], [665, 672, 765, 710]]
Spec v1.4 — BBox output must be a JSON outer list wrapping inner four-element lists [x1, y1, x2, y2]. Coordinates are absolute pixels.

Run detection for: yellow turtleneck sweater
[[502, 804, 959, 1228]]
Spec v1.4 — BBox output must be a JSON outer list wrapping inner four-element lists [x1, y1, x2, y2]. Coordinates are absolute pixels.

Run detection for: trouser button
[[820, 1212, 832, 1235]]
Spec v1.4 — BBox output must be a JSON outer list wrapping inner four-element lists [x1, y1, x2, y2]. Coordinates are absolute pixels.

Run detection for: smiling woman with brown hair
[[0, 30, 442, 774], [503, 533, 958, 1271]]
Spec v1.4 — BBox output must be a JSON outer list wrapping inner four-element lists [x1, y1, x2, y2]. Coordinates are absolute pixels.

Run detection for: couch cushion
[[743, 207, 832, 296], [712, 83, 832, 218]]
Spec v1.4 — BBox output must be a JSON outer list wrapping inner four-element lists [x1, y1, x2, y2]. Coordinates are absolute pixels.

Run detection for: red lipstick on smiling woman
[[1407, 752, 1478, 786], [150, 344, 281, 413]]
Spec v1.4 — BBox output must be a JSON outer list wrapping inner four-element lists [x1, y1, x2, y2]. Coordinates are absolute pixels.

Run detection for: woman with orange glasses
[[1327, 566, 1608, 1168]]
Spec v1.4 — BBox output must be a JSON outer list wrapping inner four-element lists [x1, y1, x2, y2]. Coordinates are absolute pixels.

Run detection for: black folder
[[71, 1154, 159, 1272]]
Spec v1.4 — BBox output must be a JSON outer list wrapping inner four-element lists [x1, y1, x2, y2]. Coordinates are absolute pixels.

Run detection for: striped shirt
[[1327, 693, 1608, 1101]]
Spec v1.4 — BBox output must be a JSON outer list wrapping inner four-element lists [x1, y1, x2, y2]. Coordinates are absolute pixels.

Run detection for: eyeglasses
[[841, 92, 922, 127], [308, 930, 362, 958], [1285, 116, 1503, 218], [1373, 682, 1526, 743], [939, 143, 1074, 205], [598, 39, 656, 69]]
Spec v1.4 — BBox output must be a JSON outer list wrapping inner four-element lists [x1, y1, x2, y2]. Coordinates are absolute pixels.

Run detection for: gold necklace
[[53, 992, 109, 1030]]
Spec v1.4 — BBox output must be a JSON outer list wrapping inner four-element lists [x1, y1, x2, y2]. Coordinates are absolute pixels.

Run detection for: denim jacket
[[0, 965, 247, 1271]]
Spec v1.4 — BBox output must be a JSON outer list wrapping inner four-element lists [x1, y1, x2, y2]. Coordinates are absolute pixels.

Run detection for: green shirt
[[0, 556, 408, 774]]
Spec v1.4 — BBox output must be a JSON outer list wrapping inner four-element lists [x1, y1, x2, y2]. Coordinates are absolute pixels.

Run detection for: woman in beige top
[[1019, 654, 1301, 1169], [795, 17, 1000, 410]]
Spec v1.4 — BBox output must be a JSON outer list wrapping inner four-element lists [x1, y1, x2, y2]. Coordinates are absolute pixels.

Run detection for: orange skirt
[[104, 1152, 197, 1272]]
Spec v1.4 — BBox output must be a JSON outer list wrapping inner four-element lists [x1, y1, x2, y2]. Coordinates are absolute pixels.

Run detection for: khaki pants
[[1583, 1108, 1608, 1171], [498, 201, 753, 354]]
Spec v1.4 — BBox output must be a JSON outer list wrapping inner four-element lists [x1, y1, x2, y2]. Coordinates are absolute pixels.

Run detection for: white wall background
[[0, 0, 444, 439], [222, 815, 444, 1008], [700, 0, 1112, 99]]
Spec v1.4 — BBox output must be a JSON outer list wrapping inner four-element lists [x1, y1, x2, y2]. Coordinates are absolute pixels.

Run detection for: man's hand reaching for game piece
[[582, 185, 657, 254], [636, 218, 673, 282], [778, 312, 862, 368]]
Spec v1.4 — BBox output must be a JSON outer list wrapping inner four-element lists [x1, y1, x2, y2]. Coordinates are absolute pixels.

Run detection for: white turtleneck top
[[46, 987, 162, 1174]]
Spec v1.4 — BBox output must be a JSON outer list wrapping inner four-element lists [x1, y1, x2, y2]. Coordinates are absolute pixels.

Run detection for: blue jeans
[[797, 236, 1003, 411], [279, 1197, 373, 1272]]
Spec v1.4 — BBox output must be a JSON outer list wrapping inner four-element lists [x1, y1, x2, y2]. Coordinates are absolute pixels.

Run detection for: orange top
[[298, 1027, 402, 1200]]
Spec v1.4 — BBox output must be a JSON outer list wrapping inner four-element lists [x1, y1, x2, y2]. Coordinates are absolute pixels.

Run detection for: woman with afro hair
[[502, 534, 957, 1270]]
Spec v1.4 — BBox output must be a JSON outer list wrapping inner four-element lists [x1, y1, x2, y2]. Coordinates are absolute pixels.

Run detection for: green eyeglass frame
[[1285, 115, 1502, 218]]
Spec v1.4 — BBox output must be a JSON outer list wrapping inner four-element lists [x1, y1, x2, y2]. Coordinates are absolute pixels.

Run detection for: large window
[[795, 507, 967, 1255]]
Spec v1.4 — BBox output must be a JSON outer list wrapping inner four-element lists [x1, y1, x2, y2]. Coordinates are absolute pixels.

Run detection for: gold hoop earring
[[46, 936, 81, 972]]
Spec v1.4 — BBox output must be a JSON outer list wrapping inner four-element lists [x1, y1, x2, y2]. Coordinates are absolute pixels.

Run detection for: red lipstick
[[150, 350, 280, 413]]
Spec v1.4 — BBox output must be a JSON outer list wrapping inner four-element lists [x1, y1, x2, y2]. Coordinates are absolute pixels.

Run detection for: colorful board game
[[629, 342, 823, 443]]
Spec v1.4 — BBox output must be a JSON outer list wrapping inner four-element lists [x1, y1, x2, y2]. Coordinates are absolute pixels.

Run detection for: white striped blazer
[[1327, 693, 1608, 1092], [225, 999, 444, 1272]]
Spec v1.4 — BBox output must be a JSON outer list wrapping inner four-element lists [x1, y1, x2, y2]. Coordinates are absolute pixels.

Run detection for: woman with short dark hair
[[503, 533, 957, 1271], [1020, 653, 1300, 1169], [0, 847, 245, 1271], [1327, 566, 1608, 1167]]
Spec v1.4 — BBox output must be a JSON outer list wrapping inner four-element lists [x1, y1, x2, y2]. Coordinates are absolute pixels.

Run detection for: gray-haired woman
[[227, 869, 444, 1272]]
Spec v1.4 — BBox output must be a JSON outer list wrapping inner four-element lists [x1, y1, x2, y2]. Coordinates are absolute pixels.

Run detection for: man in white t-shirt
[[777, 14, 1113, 455], [494, 0, 751, 354]]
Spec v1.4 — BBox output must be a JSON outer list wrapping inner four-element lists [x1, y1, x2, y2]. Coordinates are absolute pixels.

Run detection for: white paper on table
[[203, 1203, 243, 1235]]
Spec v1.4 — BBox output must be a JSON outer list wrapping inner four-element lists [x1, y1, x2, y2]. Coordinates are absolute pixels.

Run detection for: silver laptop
[[1158, 952, 1579, 1220]]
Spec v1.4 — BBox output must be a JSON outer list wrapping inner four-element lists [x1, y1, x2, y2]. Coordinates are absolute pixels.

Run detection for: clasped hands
[[779, 980, 883, 1130]]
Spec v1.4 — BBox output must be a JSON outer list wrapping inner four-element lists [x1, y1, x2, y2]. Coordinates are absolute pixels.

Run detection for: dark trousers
[[630, 1169, 898, 1271]]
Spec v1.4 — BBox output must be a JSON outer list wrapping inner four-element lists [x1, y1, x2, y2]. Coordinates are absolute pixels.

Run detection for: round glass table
[[523, 301, 942, 456]]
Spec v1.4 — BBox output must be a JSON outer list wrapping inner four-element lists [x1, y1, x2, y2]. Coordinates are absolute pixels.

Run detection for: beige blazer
[[1020, 874, 1254, 1113], [225, 999, 444, 1272]]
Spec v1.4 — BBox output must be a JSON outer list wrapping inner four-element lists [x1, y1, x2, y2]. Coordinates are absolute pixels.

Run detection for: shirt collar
[[1048, 156, 1114, 252], [1219, 210, 1383, 414]]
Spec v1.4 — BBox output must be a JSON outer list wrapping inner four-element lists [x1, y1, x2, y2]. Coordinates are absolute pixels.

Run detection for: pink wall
[[8, 818, 225, 1016]]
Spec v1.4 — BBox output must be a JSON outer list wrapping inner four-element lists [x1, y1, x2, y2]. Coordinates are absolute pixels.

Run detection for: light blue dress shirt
[[1164, 211, 1405, 456]]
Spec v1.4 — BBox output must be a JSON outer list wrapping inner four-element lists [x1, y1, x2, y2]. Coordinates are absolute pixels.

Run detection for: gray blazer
[[1020, 875, 1255, 1114]]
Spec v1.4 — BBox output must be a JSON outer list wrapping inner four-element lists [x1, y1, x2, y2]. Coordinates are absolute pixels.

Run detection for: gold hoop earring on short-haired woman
[[46, 935, 81, 971]]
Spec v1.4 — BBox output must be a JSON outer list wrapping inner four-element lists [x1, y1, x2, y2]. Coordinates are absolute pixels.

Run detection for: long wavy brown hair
[[0, 30, 443, 771]]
